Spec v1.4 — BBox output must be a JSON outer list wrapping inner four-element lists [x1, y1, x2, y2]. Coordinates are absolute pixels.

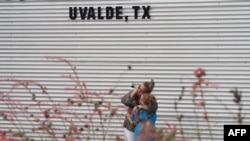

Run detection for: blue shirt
[[131, 109, 157, 141]]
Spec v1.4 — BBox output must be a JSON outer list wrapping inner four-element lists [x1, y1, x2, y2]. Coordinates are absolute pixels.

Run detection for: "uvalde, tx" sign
[[69, 6, 151, 22]]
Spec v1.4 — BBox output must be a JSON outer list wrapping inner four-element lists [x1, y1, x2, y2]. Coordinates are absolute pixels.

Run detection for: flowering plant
[[0, 59, 245, 141]]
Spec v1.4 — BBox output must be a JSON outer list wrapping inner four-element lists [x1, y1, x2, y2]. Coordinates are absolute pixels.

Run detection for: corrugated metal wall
[[1, 0, 250, 141]]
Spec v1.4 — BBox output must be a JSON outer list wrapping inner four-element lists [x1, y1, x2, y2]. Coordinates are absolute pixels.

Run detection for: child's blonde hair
[[141, 94, 156, 106]]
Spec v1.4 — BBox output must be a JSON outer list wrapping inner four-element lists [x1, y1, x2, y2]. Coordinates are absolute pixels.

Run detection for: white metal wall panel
[[0, 0, 250, 141]]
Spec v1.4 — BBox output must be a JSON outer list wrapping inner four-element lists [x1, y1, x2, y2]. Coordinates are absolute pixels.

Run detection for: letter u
[[69, 7, 77, 20]]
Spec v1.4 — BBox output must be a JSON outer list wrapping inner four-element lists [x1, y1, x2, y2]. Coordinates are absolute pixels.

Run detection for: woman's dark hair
[[143, 79, 155, 93]]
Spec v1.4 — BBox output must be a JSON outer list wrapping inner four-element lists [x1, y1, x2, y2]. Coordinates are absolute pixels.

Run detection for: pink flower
[[196, 101, 205, 107], [191, 82, 201, 97], [204, 80, 219, 89], [193, 67, 206, 78], [65, 138, 74, 141], [0, 131, 6, 140], [165, 122, 177, 134], [115, 136, 123, 141], [203, 111, 208, 120]]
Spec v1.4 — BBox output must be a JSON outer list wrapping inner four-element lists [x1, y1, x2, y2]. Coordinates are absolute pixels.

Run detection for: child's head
[[140, 94, 156, 106]]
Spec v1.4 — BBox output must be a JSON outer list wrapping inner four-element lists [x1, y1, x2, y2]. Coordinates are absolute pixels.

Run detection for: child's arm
[[133, 104, 147, 113]]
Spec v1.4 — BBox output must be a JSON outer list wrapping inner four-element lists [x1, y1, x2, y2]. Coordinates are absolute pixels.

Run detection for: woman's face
[[137, 84, 146, 96], [139, 95, 145, 105]]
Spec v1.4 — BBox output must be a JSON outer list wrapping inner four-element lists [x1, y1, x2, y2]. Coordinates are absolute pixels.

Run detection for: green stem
[[193, 107, 202, 141], [200, 85, 213, 141]]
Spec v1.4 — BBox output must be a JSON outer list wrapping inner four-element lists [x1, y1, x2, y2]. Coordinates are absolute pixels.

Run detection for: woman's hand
[[130, 83, 140, 97], [132, 105, 142, 113], [133, 105, 148, 113]]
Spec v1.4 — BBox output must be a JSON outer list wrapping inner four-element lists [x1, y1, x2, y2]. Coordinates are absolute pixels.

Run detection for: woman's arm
[[121, 90, 138, 107], [134, 100, 158, 114]]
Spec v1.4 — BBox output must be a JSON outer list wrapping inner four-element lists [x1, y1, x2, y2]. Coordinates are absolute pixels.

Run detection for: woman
[[121, 79, 157, 141], [130, 94, 157, 141]]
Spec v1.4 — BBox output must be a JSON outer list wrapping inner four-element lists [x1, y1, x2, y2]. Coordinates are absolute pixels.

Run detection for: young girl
[[129, 94, 157, 141]]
